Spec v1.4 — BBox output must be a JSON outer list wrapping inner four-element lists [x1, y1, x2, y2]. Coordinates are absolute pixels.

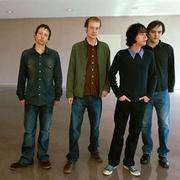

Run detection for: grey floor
[[0, 87, 180, 180]]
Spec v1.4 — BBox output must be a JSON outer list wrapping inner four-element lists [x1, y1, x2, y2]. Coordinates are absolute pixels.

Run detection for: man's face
[[34, 27, 49, 46], [135, 32, 148, 47], [148, 25, 163, 44], [85, 20, 101, 40]]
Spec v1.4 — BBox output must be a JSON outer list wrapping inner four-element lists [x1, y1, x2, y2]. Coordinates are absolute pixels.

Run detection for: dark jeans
[[66, 96, 102, 163], [19, 102, 53, 165], [108, 100, 146, 167]]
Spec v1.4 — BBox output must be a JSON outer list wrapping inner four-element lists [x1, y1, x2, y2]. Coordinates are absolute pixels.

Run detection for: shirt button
[[39, 78, 41, 80], [38, 94, 41, 96], [39, 70, 41, 73]]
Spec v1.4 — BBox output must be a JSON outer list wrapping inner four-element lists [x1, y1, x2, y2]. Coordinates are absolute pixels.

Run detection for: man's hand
[[19, 99, 25, 105], [54, 100, 60, 106], [118, 95, 131, 102], [67, 97, 74, 105], [101, 91, 109, 97], [139, 96, 150, 103]]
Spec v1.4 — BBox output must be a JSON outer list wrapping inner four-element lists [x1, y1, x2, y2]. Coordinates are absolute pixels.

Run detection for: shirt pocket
[[44, 61, 55, 81]]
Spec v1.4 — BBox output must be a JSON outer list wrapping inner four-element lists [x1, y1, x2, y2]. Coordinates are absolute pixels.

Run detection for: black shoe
[[140, 154, 150, 164], [159, 156, 170, 168]]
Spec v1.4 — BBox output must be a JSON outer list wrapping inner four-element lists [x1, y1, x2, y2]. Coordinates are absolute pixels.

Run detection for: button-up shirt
[[84, 41, 99, 96], [16, 44, 63, 106], [144, 41, 175, 92]]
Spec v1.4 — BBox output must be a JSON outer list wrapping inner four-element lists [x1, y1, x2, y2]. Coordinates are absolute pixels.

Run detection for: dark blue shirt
[[16, 45, 63, 106]]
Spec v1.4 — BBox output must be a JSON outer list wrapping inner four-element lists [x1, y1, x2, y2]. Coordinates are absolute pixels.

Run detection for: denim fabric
[[16, 45, 63, 105], [19, 103, 53, 165], [66, 96, 102, 163], [142, 90, 170, 157]]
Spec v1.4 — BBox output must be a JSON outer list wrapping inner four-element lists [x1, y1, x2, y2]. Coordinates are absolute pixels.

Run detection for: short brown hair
[[147, 20, 165, 35], [84, 16, 101, 28], [34, 24, 51, 40]]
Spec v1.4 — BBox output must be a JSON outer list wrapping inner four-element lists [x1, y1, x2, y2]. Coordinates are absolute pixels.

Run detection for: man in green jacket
[[63, 16, 110, 174]]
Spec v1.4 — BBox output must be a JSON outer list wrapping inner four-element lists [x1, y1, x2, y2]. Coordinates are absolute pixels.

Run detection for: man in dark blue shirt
[[140, 20, 175, 168], [103, 23, 157, 177], [10, 24, 62, 170]]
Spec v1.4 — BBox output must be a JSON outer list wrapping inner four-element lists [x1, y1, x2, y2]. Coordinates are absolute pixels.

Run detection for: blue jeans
[[141, 90, 170, 157], [66, 96, 102, 163], [19, 102, 53, 165]]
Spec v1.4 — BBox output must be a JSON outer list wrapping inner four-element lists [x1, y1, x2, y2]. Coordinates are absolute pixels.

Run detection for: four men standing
[[10, 18, 175, 176]]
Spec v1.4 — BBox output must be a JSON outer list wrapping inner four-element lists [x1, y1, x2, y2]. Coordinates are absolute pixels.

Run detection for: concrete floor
[[0, 87, 180, 180]]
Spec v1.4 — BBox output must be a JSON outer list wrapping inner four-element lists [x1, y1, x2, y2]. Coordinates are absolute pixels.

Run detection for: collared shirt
[[16, 44, 63, 106], [144, 41, 175, 92], [128, 48, 144, 59], [109, 48, 157, 101], [84, 40, 99, 96]]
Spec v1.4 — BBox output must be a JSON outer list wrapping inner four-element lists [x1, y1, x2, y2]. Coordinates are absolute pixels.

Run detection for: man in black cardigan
[[103, 23, 157, 176]]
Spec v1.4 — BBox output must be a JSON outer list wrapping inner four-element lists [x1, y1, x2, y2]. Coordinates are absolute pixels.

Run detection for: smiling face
[[34, 27, 50, 46]]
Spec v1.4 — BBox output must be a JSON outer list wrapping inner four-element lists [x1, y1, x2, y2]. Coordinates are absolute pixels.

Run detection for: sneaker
[[103, 164, 117, 176], [159, 156, 170, 168], [39, 160, 51, 169], [123, 165, 141, 176], [63, 161, 74, 174], [140, 154, 150, 164]]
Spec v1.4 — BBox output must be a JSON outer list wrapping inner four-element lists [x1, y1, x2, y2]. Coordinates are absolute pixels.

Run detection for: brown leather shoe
[[10, 162, 29, 170], [63, 162, 74, 174], [91, 152, 103, 163], [39, 160, 51, 169]]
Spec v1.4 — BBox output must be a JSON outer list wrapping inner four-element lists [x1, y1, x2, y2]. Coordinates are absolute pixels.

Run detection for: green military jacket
[[66, 40, 110, 98]]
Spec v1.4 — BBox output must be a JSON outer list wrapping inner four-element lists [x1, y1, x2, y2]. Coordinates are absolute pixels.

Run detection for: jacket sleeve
[[109, 52, 123, 98], [16, 52, 27, 100], [147, 53, 157, 99], [66, 45, 76, 98], [168, 46, 175, 92], [103, 45, 111, 92], [54, 51, 63, 100]]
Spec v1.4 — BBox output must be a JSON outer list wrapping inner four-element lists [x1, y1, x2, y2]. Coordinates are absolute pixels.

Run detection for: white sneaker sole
[[123, 165, 141, 176], [103, 166, 117, 176]]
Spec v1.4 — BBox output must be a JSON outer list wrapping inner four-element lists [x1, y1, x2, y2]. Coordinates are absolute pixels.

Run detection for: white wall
[[0, 16, 179, 90]]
